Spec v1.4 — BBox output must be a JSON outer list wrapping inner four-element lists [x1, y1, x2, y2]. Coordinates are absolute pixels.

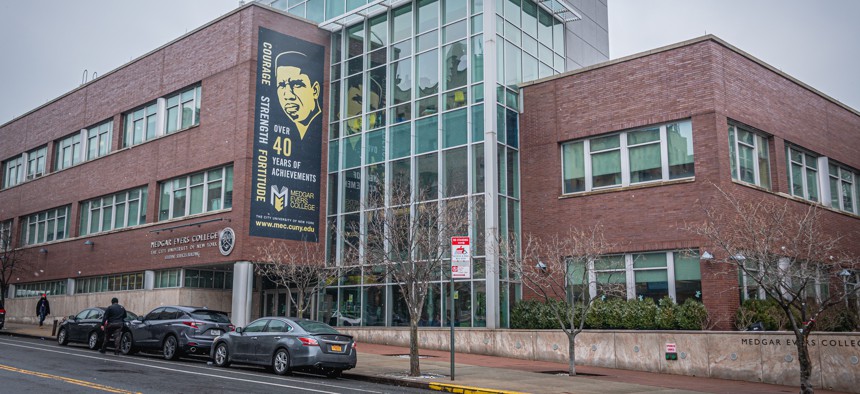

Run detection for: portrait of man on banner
[[275, 51, 322, 140]]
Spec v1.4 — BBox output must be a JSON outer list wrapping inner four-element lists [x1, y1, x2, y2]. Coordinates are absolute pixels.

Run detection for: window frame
[[124, 85, 202, 148], [22, 205, 70, 246], [158, 165, 233, 221], [786, 145, 820, 202], [86, 120, 113, 160], [728, 123, 771, 189], [79, 187, 148, 236], [828, 162, 858, 215], [3, 155, 24, 189], [55, 132, 83, 171], [26, 146, 47, 180], [560, 119, 694, 194]]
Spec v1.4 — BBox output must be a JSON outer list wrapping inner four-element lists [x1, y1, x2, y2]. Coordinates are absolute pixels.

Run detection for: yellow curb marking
[[429, 382, 527, 394], [0, 364, 141, 394]]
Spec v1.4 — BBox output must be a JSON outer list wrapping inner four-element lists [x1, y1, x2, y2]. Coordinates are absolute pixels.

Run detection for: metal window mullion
[[659, 125, 669, 180], [587, 258, 597, 300], [619, 133, 630, 187], [666, 251, 677, 302], [625, 254, 634, 300], [583, 139, 592, 191]]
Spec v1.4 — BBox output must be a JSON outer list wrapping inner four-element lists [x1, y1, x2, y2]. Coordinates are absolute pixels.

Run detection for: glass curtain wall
[[268, 0, 568, 328]]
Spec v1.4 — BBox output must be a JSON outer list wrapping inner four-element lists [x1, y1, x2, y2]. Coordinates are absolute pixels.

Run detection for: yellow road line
[[0, 364, 141, 394], [428, 381, 527, 394]]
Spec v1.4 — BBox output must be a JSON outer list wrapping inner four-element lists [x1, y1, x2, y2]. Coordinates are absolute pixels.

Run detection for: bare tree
[[1, 224, 30, 309], [342, 182, 469, 377], [506, 225, 618, 376], [254, 240, 337, 319], [690, 186, 860, 394]]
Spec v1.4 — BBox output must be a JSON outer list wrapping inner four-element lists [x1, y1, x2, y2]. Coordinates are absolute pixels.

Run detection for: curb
[[342, 372, 432, 391], [428, 382, 526, 394]]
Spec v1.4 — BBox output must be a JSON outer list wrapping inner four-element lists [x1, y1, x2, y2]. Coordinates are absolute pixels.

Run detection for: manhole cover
[[539, 370, 604, 377]]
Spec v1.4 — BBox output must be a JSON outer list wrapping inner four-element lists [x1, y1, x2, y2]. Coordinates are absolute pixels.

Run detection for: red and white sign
[[665, 343, 676, 353], [451, 236, 471, 279]]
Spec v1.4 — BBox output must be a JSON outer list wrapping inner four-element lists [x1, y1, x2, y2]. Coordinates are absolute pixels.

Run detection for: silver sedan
[[211, 317, 356, 378]]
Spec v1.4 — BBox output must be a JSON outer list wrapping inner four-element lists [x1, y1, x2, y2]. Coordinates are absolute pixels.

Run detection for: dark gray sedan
[[211, 317, 356, 378]]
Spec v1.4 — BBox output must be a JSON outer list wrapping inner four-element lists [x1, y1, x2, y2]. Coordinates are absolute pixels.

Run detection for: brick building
[[519, 36, 860, 329]]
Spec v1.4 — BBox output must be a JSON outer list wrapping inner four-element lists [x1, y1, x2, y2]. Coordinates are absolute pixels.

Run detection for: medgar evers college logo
[[219, 227, 235, 256]]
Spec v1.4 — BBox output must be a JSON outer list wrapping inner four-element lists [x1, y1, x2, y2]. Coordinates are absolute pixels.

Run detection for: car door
[[68, 309, 93, 342], [152, 307, 179, 345], [86, 309, 105, 340], [254, 318, 290, 364], [133, 307, 164, 348], [233, 319, 268, 362]]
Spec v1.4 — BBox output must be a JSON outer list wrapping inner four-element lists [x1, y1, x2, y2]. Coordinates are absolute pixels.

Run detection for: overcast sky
[[1, 0, 858, 125]]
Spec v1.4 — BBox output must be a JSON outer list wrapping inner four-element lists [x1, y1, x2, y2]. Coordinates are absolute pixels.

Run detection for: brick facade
[[519, 36, 860, 330], [0, 5, 329, 287]]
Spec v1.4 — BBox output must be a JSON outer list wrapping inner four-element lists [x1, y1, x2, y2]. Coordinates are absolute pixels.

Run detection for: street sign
[[665, 343, 676, 353], [451, 236, 471, 279]]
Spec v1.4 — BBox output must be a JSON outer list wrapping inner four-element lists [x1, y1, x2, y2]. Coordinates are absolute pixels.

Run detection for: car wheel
[[87, 331, 101, 350], [272, 348, 291, 375], [57, 328, 69, 346], [214, 343, 230, 367], [162, 335, 179, 360], [120, 332, 137, 355], [324, 368, 343, 379]]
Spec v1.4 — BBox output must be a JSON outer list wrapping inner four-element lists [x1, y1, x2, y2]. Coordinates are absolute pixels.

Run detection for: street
[[0, 336, 427, 394]]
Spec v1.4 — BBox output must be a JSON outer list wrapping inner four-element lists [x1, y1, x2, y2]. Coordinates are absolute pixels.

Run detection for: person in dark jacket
[[35, 294, 50, 327], [100, 297, 127, 355]]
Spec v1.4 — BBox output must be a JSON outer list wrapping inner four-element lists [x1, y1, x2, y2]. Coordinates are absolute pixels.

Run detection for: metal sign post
[[450, 236, 471, 381]]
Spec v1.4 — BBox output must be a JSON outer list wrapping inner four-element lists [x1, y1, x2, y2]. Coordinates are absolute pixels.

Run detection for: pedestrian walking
[[100, 297, 127, 355], [35, 294, 50, 327]]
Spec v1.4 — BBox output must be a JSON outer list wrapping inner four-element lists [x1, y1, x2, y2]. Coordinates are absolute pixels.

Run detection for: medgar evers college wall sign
[[249, 27, 324, 243]]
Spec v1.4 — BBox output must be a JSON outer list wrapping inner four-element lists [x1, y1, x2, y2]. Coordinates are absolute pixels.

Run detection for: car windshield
[[189, 310, 230, 323], [295, 320, 340, 335]]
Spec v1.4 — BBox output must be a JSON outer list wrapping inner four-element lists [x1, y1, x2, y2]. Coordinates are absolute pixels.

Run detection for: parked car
[[120, 306, 233, 360], [211, 317, 356, 378], [57, 307, 139, 349]]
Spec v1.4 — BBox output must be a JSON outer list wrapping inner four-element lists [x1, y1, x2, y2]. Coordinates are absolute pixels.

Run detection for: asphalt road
[[0, 336, 427, 394]]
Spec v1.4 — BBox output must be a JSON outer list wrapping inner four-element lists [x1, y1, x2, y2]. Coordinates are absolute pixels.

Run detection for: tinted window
[[75, 310, 90, 319], [266, 319, 289, 333], [163, 308, 184, 320], [145, 307, 164, 321], [295, 320, 340, 335], [190, 310, 230, 323], [243, 319, 268, 333], [89, 310, 104, 320], [125, 311, 139, 321]]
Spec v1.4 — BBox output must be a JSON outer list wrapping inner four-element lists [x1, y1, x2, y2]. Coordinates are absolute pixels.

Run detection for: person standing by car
[[35, 294, 50, 327], [100, 297, 126, 355]]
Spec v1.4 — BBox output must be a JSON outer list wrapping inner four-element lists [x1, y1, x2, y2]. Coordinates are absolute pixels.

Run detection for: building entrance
[[262, 289, 314, 318]]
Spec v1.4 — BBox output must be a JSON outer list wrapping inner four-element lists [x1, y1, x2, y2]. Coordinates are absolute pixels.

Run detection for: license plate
[[330, 344, 342, 352], [211, 329, 222, 336]]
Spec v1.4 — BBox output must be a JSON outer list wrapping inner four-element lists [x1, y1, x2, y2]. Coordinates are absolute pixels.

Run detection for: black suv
[[120, 306, 233, 360]]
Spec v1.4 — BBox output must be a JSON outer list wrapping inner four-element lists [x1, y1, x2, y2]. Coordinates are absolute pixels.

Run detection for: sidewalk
[[0, 322, 846, 394]]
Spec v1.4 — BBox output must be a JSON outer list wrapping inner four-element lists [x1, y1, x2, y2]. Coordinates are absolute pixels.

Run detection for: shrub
[[510, 299, 571, 329], [735, 299, 785, 331], [622, 298, 658, 329], [655, 297, 679, 330], [676, 299, 708, 330]]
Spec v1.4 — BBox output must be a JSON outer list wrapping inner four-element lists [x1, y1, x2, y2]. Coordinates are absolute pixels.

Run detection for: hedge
[[511, 297, 707, 330]]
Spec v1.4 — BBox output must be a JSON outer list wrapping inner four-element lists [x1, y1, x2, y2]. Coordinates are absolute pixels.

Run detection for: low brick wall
[[341, 328, 860, 393]]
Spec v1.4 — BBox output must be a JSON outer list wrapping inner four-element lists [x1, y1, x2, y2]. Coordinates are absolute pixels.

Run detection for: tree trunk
[[796, 331, 814, 394], [567, 332, 577, 376], [409, 318, 421, 376]]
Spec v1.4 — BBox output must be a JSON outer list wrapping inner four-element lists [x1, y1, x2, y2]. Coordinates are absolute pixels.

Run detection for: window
[[26, 146, 47, 180], [0, 220, 11, 250], [158, 165, 233, 221], [738, 258, 829, 304], [184, 269, 232, 289], [571, 250, 702, 303], [561, 120, 694, 194], [55, 133, 83, 170], [728, 123, 770, 189], [828, 163, 858, 214], [155, 269, 181, 288], [14, 280, 65, 298], [165, 86, 202, 134], [86, 120, 113, 160], [75, 272, 144, 294], [786, 146, 820, 202], [125, 85, 202, 147], [23, 206, 70, 245], [3, 155, 23, 189], [79, 187, 148, 236]]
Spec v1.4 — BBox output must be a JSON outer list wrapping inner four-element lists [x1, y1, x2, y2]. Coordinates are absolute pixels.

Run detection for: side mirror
[[235, 327, 244, 334], [68, 315, 76, 321]]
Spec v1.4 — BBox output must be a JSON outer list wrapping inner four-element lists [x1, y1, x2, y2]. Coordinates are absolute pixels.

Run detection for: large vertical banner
[[250, 27, 324, 242]]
